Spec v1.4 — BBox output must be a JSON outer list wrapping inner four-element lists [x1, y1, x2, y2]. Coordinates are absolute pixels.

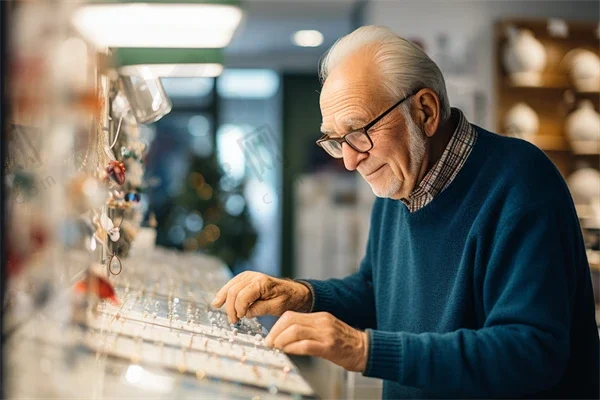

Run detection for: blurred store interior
[[3, 0, 600, 399]]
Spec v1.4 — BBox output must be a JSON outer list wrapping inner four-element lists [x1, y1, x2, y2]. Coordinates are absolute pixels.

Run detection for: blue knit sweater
[[304, 127, 599, 399]]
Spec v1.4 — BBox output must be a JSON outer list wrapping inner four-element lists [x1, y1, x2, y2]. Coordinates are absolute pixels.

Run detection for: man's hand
[[265, 311, 369, 372], [211, 271, 312, 324]]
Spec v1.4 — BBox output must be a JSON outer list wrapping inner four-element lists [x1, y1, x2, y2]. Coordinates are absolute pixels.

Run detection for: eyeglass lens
[[320, 131, 371, 158]]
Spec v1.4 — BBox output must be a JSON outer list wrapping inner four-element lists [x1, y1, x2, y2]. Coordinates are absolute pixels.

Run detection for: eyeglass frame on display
[[315, 90, 419, 158]]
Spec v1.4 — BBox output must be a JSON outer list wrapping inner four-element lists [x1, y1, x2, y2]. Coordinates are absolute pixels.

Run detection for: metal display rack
[[7, 249, 315, 399]]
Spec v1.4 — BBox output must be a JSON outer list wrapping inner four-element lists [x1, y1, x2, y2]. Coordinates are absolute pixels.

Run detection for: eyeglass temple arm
[[363, 91, 417, 131], [316, 135, 347, 144]]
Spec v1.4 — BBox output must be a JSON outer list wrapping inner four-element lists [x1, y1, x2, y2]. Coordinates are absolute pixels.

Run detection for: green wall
[[280, 73, 323, 278]]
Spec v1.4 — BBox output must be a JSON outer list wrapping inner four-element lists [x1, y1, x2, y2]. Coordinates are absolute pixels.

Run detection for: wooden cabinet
[[495, 19, 599, 178]]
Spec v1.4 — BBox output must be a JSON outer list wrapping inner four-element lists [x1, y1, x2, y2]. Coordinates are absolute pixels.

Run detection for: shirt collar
[[401, 108, 477, 212]]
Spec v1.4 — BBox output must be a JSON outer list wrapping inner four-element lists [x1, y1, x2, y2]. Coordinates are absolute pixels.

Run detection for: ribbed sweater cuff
[[295, 279, 340, 314], [362, 329, 404, 382], [293, 279, 316, 313]]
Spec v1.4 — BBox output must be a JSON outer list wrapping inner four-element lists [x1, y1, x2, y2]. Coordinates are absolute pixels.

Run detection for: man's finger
[[234, 281, 261, 318], [211, 273, 250, 308], [246, 299, 277, 318], [265, 311, 317, 346], [272, 324, 320, 349], [282, 339, 325, 357], [224, 281, 250, 323], [211, 277, 241, 308]]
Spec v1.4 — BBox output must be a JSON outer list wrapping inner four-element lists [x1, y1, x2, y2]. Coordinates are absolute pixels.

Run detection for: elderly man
[[212, 26, 599, 398]]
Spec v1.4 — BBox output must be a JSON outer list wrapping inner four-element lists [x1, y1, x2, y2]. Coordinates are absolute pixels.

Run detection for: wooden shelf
[[496, 18, 599, 179], [502, 78, 600, 95], [573, 149, 600, 156], [523, 135, 570, 151], [503, 77, 569, 90], [577, 89, 600, 95], [497, 19, 600, 48], [570, 140, 600, 155], [502, 136, 600, 154], [531, 138, 600, 155]]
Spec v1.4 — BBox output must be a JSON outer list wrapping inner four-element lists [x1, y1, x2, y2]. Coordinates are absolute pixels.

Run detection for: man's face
[[319, 48, 426, 200]]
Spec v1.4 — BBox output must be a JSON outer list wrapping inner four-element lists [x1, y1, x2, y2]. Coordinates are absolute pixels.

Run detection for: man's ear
[[412, 88, 440, 137]]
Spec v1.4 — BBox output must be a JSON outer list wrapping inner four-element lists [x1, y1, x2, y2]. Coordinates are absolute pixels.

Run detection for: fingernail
[[211, 297, 219, 306]]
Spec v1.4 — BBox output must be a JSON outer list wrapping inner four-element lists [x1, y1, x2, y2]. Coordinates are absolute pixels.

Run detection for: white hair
[[319, 25, 451, 122]]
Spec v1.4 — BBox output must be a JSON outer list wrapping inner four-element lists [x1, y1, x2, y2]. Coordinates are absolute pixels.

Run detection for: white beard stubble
[[368, 113, 426, 199]]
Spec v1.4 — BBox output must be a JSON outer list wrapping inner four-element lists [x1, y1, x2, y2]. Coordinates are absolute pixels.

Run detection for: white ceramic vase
[[503, 28, 547, 86], [567, 167, 600, 205], [567, 49, 600, 92], [586, 200, 600, 229], [504, 102, 539, 139], [565, 100, 600, 144], [567, 167, 600, 221]]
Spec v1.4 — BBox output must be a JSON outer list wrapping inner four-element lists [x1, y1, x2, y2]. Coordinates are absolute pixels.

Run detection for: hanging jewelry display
[[102, 83, 150, 260], [106, 253, 123, 276], [6, 3, 315, 397], [74, 271, 119, 305]]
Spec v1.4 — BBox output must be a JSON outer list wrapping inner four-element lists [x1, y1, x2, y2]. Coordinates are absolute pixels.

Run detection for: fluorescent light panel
[[120, 63, 223, 77], [72, 3, 242, 48], [114, 48, 224, 77]]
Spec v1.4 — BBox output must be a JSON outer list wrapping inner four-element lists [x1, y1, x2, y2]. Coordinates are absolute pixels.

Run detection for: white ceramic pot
[[567, 167, 600, 205], [586, 200, 600, 229], [567, 49, 600, 92], [566, 100, 600, 143], [503, 28, 547, 86], [504, 102, 539, 139]]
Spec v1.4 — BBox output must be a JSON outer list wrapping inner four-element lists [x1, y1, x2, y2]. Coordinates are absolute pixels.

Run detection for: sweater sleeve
[[363, 202, 578, 397], [299, 255, 377, 330]]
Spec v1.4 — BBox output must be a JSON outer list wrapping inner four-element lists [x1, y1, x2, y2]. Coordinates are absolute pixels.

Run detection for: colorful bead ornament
[[124, 192, 140, 202], [106, 161, 126, 185]]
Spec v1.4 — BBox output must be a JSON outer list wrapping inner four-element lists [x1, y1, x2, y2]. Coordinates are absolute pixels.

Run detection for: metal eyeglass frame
[[316, 90, 418, 158]]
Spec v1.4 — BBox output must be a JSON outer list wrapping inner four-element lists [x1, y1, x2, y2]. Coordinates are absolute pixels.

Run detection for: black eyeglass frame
[[316, 90, 418, 158]]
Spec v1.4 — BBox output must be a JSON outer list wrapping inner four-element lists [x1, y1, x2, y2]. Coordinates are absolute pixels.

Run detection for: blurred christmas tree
[[159, 152, 257, 270]]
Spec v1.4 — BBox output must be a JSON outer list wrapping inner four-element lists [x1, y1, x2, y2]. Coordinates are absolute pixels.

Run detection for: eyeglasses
[[316, 91, 417, 159]]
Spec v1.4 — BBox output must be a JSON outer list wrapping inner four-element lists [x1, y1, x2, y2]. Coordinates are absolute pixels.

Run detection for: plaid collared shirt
[[401, 108, 478, 213]]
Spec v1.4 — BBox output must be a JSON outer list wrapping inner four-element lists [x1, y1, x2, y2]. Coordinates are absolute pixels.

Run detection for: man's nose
[[342, 143, 368, 171]]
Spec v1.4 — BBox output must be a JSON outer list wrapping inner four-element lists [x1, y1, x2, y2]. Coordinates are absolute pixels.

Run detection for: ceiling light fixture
[[71, 1, 243, 48], [292, 30, 324, 48]]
